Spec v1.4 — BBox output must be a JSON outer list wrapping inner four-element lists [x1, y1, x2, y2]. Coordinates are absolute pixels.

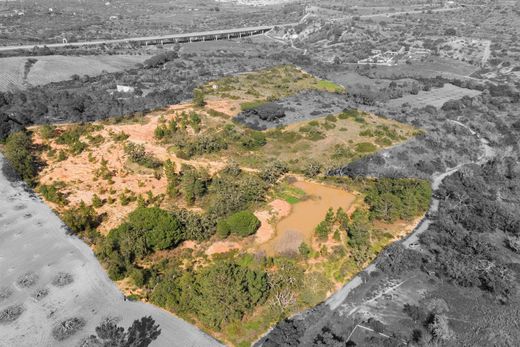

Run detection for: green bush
[[355, 142, 377, 153], [124, 142, 162, 169], [3, 131, 37, 185], [126, 207, 183, 250], [62, 202, 98, 234], [325, 114, 337, 122], [39, 125, 57, 139], [241, 131, 267, 150], [298, 242, 312, 259], [193, 88, 206, 107], [217, 210, 261, 238], [39, 182, 68, 205], [240, 100, 267, 111], [55, 124, 94, 155]]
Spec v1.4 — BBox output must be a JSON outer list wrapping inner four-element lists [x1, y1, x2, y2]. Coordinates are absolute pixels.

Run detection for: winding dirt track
[[326, 120, 495, 310], [0, 155, 222, 347]]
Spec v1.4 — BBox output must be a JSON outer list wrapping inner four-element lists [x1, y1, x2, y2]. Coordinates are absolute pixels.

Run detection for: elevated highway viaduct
[[0, 25, 293, 53]]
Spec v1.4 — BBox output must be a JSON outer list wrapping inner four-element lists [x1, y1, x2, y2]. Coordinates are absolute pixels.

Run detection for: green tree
[[180, 164, 210, 205], [62, 201, 98, 234], [336, 207, 349, 230], [3, 131, 37, 185], [164, 160, 180, 198], [260, 160, 288, 184], [92, 194, 104, 208], [347, 209, 371, 264], [193, 88, 206, 107], [315, 208, 335, 240], [126, 207, 183, 251], [298, 242, 312, 259]]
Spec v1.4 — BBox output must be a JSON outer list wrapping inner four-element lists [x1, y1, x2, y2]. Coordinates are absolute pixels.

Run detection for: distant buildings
[[358, 46, 430, 66], [116, 85, 135, 94]]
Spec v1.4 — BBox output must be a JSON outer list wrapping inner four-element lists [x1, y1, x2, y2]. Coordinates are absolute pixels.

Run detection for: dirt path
[[0, 155, 222, 347], [403, 120, 494, 249], [326, 120, 495, 311], [481, 39, 491, 66]]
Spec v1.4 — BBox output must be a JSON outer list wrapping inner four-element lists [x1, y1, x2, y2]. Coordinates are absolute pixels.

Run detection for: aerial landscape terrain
[[1, 0, 520, 346]]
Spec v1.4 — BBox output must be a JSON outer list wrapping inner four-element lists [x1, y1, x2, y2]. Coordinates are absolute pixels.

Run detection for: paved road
[[0, 155, 222, 347]]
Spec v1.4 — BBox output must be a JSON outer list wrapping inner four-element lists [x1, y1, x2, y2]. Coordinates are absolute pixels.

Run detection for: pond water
[[263, 180, 356, 255]]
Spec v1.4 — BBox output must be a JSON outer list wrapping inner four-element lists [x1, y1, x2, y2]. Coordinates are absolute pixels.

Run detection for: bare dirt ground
[[0, 155, 221, 347], [254, 199, 291, 245], [206, 241, 242, 256], [33, 103, 230, 233]]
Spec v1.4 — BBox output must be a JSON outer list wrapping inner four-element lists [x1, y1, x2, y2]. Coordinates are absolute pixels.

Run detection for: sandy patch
[[205, 241, 241, 256], [254, 199, 292, 244], [32, 103, 237, 233], [205, 99, 242, 117]]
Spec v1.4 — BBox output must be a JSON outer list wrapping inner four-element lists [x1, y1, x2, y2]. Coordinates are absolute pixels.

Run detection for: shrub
[[193, 88, 206, 107], [299, 242, 312, 259], [240, 100, 267, 111], [39, 125, 57, 139], [62, 202, 98, 234], [241, 131, 267, 150], [355, 142, 377, 153], [217, 210, 261, 238], [124, 142, 162, 169], [39, 182, 68, 205], [52, 317, 86, 341], [92, 194, 104, 208], [125, 207, 183, 250], [325, 114, 337, 122], [3, 131, 37, 185]]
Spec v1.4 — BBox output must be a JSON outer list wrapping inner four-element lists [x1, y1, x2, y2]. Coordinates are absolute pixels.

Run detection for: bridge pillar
[[227, 34, 230, 39]]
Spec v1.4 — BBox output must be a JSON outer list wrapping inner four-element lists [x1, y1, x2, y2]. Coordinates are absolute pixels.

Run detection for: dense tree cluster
[[83, 316, 161, 347], [99, 207, 183, 280], [151, 261, 269, 329], [364, 178, 432, 222]]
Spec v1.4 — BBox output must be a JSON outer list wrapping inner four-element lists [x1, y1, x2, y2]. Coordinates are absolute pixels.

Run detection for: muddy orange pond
[[262, 180, 357, 256]]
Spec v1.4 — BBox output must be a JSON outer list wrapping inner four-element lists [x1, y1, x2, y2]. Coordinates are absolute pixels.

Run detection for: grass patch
[[275, 182, 306, 204], [316, 79, 345, 94]]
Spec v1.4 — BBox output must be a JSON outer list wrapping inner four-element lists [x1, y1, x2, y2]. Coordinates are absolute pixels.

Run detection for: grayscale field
[[0, 155, 221, 347]]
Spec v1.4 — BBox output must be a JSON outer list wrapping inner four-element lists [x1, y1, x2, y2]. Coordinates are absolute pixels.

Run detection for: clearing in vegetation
[[8, 65, 431, 346]]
